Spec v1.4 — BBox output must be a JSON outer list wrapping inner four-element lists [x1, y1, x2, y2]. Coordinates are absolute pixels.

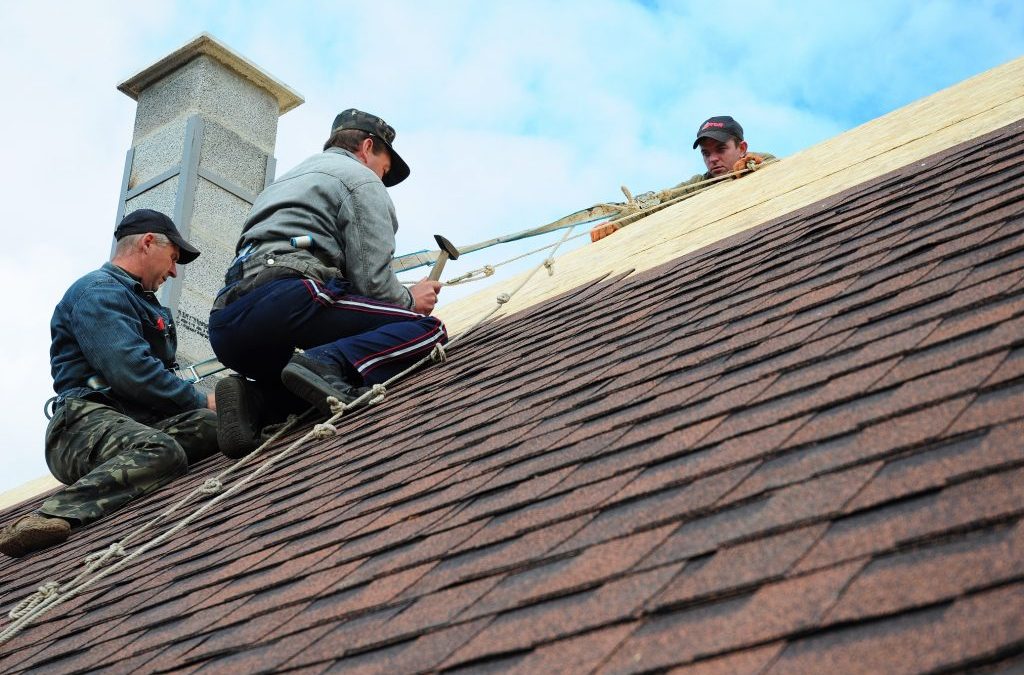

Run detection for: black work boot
[[215, 375, 263, 459], [280, 353, 368, 416]]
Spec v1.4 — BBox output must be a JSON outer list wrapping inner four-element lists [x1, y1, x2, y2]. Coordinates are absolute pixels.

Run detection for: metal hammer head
[[434, 234, 460, 260], [427, 234, 460, 281]]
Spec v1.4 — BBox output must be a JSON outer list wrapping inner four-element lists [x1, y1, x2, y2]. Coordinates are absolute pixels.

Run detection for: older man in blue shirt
[[0, 210, 219, 557]]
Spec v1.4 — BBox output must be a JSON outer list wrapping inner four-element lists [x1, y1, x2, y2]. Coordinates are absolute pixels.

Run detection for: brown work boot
[[0, 513, 71, 557]]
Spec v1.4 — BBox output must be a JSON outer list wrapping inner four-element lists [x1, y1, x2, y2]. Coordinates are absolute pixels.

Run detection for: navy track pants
[[209, 277, 447, 391]]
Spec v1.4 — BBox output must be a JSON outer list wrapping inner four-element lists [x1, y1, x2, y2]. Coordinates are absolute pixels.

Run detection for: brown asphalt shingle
[[1, 119, 1023, 673]]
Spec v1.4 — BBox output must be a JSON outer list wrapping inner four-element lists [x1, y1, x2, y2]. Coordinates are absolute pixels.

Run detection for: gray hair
[[113, 232, 172, 257]]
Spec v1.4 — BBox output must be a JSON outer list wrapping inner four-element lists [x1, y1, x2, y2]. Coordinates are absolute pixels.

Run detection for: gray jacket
[[230, 148, 412, 308]]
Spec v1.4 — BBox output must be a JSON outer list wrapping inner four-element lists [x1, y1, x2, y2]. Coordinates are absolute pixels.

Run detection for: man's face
[[140, 238, 179, 292], [699, 137, 748, 177], [364, 149, 392, 182]]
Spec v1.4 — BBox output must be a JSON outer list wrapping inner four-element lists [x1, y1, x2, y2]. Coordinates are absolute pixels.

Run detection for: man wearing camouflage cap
[[0, 210, 219, 557], [591, 115, 777, 242], [209, 109, 446, 457]]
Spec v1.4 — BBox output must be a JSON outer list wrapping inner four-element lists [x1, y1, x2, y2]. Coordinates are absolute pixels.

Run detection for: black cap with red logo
[[692, 116, 744, 149]]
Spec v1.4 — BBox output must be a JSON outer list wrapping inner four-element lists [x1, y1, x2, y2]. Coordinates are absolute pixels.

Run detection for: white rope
[[434, 221, 582, 351], [7, 582, 57, 620], [327, 396, 346, 415], [435, 168, 755, 290], [368, 384, 387, 406], [84, 543, 127, 564], [199, 479, 222, 495], [311, 423, 338, 439], [406, 162, 772, 293], [443, 230, 593, 287], [444, 264, 495, 286], [0, 410, 309, 645], [0, 178, 671, 643]]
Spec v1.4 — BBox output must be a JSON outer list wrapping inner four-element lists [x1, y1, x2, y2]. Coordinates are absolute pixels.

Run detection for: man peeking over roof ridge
[[690, 115, 776, 179], [590, 115, 777, 242]]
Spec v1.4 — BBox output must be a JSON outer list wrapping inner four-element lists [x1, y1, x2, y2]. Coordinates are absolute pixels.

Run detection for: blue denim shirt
[[50, 262, 206, 422]]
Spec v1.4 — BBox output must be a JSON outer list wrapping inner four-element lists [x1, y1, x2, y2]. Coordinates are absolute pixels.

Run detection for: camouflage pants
[[39, 398, 218, 526]]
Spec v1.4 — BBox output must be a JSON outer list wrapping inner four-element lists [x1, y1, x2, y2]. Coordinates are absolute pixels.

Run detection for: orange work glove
[[590, 221, 621, 243], [731, 153, 765, 178]]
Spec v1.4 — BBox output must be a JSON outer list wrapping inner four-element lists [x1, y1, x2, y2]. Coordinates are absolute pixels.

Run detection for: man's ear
[[738, 140, 749, 155], [139, 232, 156, 253], [360, 136, 376, 157]]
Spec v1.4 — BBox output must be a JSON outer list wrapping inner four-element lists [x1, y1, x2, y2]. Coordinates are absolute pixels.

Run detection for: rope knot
[[312, 423, 338, 439], [483, 265, 495, 277], [8, 582, 59, 620], [199, 478, 222, 494], [327, 396, 346, 414], [85, 542, 126, 564], [496, 292, 511, 305], [369, 384, 387, 405], [543, 258, 555, 276], [430, 343, 448, 364]]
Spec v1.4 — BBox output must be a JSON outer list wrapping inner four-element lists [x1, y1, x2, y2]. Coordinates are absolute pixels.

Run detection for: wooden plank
[[436, 56, 1024, 335], [0, 475, 61, 511]]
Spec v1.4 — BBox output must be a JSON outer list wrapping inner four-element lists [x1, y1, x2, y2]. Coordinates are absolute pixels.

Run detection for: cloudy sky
[[0, 0, 1021, 494]]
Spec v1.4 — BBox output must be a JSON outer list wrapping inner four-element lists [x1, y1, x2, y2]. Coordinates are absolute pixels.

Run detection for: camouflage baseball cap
[[331, 108, 410, 186], [693, 116, 744, 149]]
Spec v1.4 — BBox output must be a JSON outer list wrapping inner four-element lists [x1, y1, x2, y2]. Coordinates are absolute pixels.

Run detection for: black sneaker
[[280, 354, 367, 416], [215, 375, 263, 458]]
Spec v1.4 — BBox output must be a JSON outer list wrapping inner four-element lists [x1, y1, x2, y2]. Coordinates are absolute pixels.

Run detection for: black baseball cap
[[331, 108, 411, 187], [693, 116, 744, 149], [115, 209, 200, 264]]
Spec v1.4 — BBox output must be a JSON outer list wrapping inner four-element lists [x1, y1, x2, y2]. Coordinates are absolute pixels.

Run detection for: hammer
[[427, 234, 460, 282]]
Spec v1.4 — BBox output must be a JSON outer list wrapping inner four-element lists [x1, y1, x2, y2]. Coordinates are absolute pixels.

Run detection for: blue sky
[[0, 0, 1021, 494]]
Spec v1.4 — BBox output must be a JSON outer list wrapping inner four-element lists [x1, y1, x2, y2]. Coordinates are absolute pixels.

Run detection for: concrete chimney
[[116, 33, 303, 374]]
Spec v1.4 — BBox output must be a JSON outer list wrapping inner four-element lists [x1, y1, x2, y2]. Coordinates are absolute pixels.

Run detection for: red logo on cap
[[702, 121, 725, 130]]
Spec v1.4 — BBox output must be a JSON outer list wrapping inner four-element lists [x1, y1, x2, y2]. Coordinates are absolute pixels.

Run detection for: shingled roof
[[2, 90, 1024, 675]]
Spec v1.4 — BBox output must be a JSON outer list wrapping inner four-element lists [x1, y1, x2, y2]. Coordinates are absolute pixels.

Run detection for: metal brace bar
[[124, 165, 182, 201], [161, 115, 204, 309], [112, 147, 136, 259], [115, 147, 135, 225], [264, 155, 277, 189], [197, 166, 260, 204]]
